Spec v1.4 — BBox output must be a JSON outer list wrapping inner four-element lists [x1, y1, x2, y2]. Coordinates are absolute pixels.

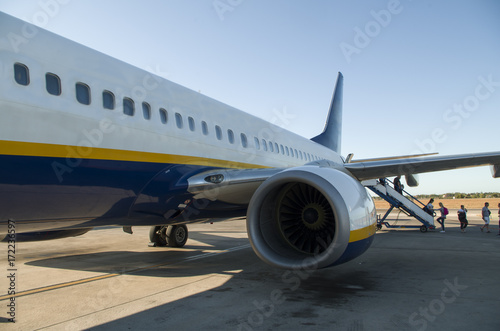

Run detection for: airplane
[[1, 12, 499, 270]]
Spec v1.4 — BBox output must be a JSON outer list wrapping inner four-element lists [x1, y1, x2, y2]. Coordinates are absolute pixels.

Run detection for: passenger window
[[188, 117, 195, 131], [123, 97, 134, 116], [215, 125, 223, 140], [46, 73, 61, 96], [75, 83, 91, 105], [227, 129, 235, 144], [294, 149, 299, 158], [274, 143, 279, 153], [103, 91, 115, 109], [142, 102, 151, 120], [159, 108, 168, 124], [175, 113, 183, 128], [262, 139, 268, 151], [14, 63, 29, 86], [280, 144, 284, 155], [241, 133, 248, 148], [269, 142, 274, 152], [201, 121, 209, 135], [285, 146, 289, 156], [254, 137, 260, 150]]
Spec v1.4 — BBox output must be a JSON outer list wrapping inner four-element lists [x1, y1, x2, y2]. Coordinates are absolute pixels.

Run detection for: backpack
[[443, 207, 449, 215], [458, 211, 466, 221]]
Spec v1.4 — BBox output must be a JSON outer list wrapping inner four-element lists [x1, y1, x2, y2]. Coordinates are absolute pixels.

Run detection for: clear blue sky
[[1, 0, 499, 194]]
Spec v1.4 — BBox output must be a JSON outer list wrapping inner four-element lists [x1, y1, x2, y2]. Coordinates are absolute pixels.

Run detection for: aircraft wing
[[188, 152, 500, 204], [344, 151, 500, 181]]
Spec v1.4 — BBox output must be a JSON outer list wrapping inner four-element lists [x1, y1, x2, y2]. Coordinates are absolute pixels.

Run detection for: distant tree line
[[372, 192, 500, 200], [415, 192, 500, 199]]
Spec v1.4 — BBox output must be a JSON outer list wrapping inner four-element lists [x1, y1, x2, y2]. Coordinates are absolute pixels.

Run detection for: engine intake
[[274, 182, 336, 255], [247, 165, 374, 269]]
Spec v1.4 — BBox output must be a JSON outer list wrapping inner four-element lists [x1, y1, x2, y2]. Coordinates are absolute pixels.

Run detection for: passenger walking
[[457, 205, 468, 233], [393, 176, 403, 194], [480, 202, 491, 233], [497, 203, 500, 236], [435, 202, 448, 233], [424, 198, 434, 216]]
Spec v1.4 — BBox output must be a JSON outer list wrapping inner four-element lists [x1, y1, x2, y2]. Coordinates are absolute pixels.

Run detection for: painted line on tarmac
[[0, 244, 251, 301], [0, 273, 119, 301]]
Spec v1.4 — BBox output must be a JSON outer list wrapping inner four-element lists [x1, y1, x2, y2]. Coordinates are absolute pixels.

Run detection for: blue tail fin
[[311, 72, 343, 154]]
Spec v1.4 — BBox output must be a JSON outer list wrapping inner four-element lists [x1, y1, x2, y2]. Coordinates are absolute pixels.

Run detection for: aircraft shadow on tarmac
[[25, 231, 252, 275], [19, 227, 500, 330], [23, 231, 381, 329], [83, 229, 499, 330], [85, 267, 375, 330]]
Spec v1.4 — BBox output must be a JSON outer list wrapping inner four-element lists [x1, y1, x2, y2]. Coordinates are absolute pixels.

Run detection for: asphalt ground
[[1, 209, 499, 330]]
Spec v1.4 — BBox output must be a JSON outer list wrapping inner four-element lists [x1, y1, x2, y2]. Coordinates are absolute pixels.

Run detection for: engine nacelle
[[246, 165, 376, 269]]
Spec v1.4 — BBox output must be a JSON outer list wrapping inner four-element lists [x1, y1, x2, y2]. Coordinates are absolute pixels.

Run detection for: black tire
[[420, 225, 427, 233], [376, 224, 382, 231], [165, 224, 188, 247], [149, 226, 167, 246]]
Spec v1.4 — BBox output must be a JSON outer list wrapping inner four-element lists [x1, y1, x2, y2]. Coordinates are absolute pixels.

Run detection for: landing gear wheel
[[149, 226, 167, 246], [165, 224, 188, 247], [420, 225, 427, 233], [376, 224, 382, 231], [149, 225, 188, 247]]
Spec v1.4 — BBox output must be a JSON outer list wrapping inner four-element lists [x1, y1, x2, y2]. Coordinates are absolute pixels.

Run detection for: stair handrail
[[379, 178, 427, 209]]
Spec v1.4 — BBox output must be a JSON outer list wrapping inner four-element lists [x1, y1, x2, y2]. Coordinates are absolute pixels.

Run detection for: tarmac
[[1, 209, 499, 330]]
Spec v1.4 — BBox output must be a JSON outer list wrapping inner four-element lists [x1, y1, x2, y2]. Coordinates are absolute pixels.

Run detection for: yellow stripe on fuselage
[[349, 223, 377, 243], [0, 140, 268, 170]]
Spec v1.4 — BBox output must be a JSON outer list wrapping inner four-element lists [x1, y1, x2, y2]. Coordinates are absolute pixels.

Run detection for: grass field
[[374, 197, 500, 210]]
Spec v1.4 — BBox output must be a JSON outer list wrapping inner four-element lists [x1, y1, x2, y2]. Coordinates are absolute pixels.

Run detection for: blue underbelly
[[0, 154, 244, 232]]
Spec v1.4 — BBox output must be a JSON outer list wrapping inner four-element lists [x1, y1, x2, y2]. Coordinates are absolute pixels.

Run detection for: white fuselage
[[0, 12, 341, 172], [0, 12, 347, 234]]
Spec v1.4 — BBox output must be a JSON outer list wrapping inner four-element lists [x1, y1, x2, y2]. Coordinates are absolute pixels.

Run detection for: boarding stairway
[[363, 179, 435, 232]]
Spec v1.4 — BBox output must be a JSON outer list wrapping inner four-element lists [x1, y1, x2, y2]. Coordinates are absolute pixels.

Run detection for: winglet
[[311, 72, 343, 154]]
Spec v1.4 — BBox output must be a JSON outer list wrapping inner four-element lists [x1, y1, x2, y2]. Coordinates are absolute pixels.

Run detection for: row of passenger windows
[[12, 62, 321, 162]]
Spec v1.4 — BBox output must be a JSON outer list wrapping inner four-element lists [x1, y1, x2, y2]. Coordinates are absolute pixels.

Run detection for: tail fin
[[311, 72, 343, 154]]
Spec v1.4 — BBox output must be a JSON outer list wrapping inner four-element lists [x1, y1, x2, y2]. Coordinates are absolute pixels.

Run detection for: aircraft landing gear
[[149, 224, 188, 247]]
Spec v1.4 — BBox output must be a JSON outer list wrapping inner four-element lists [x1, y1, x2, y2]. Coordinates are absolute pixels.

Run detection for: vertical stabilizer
[[311, 72, 343, 154]]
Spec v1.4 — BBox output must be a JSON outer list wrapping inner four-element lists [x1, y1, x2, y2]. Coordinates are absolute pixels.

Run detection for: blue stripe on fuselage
[[0, 154, 245, 232]]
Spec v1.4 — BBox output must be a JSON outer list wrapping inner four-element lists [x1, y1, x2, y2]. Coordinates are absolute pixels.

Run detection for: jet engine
[[246, 165, 376, 269]]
